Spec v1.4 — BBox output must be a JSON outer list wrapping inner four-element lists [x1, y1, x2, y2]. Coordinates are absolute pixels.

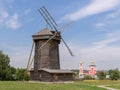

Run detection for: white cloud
[[94, 9, 120, 30], [80, 46, 120, 70], [2, 45, 31, 68], [59, 30, 120, 70], [94, 38, 117, 48], [93, 31, 120, 48], [61, 0, 120, 22], [0, 7, 21, 30], [60, 42, 120, 70], [0, 2, 21, 30], [95, 23, 106, 28], [24, 9, 31, 15], [1, 10, 9, 18], [106, 9, 120, 20], [7, 13, 21, 30], [10, 47, 30, 68], [0, 9, 9, 23]]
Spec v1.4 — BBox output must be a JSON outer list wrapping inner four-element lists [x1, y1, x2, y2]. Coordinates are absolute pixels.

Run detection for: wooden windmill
[[27, 6, 74, 81]]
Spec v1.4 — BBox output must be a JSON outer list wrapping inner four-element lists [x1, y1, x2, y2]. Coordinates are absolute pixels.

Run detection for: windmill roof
[[38, 68, 73, 74], [33, 27, 53, 36]]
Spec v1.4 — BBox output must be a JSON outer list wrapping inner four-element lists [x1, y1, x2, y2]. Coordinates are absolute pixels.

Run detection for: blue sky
[[0, 0, 120, 70]]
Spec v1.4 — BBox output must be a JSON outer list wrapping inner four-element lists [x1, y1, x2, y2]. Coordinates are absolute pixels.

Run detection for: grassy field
[[107, 82, 120, 89], [84, 80, 120, 89], [0, 80, 120, 90]]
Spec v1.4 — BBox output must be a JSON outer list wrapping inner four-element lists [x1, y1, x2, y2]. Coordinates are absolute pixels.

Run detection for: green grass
[[108, 84, 120, 89], [83, 80, 120, 89], [0, 80, 120, 90], [105, 81, 120, 89]]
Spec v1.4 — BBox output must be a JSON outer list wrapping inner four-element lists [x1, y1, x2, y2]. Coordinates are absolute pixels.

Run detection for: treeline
[[83, 69, 120, 80], [0, 50, 29, 81], [96, 69, 120, 80], [72, 69, 120, 80]]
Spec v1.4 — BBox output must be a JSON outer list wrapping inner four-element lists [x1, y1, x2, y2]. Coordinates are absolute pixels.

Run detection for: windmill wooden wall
[[30, 28, 61, 80]]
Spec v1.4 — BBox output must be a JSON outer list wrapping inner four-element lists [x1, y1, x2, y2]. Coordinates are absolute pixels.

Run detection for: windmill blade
[[54, 26, 74, 56], [27, 56, 34, 70], [41, 6, 74, 56], [59, 21, 74, 56], [61, 37, 74, 56], [40, 7, 56, 30], [59, 21, 73, 32], [38, 9, 53, 29], [39, 6, 74, 56], [42, 6, 57, 26], [26, 42, 34, 71]]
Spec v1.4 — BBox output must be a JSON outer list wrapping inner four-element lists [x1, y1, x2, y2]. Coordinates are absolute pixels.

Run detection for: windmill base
[[30, 68, 74, 82]]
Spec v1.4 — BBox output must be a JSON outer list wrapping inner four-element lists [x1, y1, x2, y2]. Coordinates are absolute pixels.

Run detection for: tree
[[84, 75, 92, 80], [0, 50, 30, 81], [108, 69, 120, 80], [0, 50, 16, 80], [97, 70, 107, 80], [9, 66, 16, 80], [0, 51, 11, 80], [24, 71, 30, 81], [15, 68, 30, 81]]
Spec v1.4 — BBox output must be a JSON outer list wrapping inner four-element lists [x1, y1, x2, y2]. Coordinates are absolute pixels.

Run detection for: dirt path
[[98, 85, 118, 90]]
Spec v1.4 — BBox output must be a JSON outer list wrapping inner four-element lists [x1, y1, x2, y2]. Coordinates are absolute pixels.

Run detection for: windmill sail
[[38, 6, 74, 56]]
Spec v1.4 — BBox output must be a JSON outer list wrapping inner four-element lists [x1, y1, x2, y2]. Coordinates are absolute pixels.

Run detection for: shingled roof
[[39, 68, 73, 74], [33, 27, 53, 36]]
